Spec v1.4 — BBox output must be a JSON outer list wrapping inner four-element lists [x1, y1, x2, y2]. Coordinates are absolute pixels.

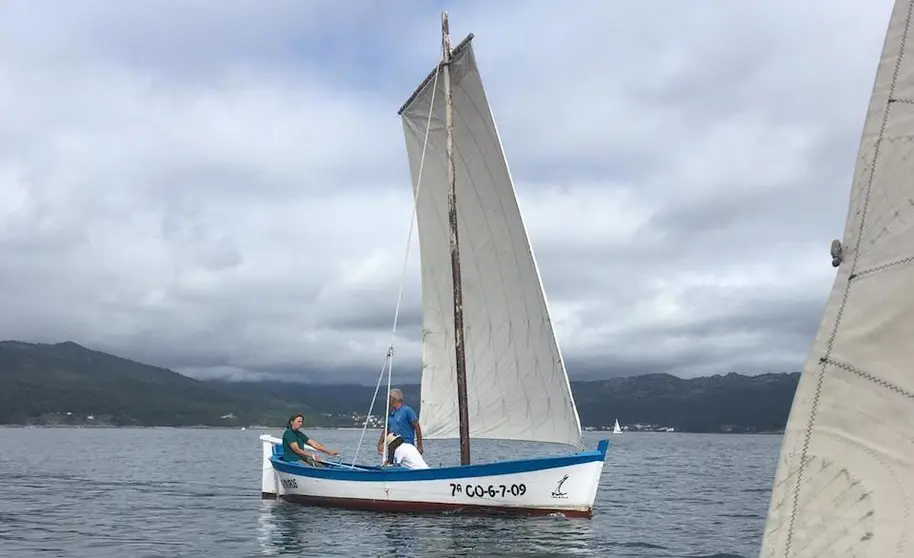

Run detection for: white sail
[[761, 1, 914, 555], [397, 36, 583, 449]]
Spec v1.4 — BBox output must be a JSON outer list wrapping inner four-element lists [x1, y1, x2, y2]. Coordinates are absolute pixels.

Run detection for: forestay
[[761, 1, 914, 555], [397, 36, 583, 449]]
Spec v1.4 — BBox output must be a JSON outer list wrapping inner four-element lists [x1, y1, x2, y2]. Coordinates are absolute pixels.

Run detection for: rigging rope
[[349, 355, 392, 466], [351, 48, 443, 466]]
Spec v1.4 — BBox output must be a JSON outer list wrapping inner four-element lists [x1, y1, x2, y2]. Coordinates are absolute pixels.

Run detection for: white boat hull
[[261, 435, 609, 517]]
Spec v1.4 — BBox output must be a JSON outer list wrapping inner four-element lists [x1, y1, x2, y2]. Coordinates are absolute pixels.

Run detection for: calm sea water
[[0, 428, 779, 557]]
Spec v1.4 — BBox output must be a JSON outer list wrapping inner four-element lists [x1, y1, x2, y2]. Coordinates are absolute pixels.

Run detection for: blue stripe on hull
[[271, 439, 610, 482]]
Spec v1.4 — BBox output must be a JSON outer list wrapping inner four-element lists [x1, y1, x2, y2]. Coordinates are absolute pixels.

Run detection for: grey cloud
[[317, 297, 423, 334], [0, 0, 895, 384]]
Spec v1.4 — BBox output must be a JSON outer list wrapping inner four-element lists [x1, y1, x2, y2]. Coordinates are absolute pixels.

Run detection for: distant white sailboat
[[259, 12, 609, 518], [612, 419, 622, 434], [761, 1, 914, 555]]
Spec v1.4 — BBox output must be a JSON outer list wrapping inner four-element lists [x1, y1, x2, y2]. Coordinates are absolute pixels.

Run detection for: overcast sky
[[0, 0, 896, 384]]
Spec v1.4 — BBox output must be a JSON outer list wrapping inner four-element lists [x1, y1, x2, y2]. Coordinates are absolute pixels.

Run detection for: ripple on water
[[0, 428, 780, 557]]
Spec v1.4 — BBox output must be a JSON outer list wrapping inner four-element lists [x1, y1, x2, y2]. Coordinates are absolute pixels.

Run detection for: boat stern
[[261, 434, 282, 498]]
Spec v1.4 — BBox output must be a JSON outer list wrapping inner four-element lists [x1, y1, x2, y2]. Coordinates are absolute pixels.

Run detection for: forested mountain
[[0, 341, 799, 432]]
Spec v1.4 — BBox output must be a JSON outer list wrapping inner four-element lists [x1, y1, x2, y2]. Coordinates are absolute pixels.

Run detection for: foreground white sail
[[259, 14, 609, 517], [761, 1, 914, 555]]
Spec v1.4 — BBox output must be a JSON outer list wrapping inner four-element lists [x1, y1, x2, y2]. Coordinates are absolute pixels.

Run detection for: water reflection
[[256, 498, 596, 557], [256, 501, 301, 556]]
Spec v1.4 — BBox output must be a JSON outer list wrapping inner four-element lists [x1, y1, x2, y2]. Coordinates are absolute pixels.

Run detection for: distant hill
[[571, 372, 800, 433], [0, 341, 800, 432], [209, 371, 800, 433], [0, 341, 307, 427]]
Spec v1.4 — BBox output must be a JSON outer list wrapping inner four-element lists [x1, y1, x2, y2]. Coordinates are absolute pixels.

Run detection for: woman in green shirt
[[282, 414, 340, 466]]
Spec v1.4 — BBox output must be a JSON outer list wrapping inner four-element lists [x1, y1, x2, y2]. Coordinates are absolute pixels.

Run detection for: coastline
[[0, 424, 784, 434]]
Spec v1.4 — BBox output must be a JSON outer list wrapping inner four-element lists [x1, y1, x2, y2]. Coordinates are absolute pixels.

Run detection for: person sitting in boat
[[282, 413, 339, 467], [385, 433, 429, 470], [377, 388, 423, 456]]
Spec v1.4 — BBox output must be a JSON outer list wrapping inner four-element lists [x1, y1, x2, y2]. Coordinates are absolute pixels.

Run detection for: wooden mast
[[441, 11, 471, 466]]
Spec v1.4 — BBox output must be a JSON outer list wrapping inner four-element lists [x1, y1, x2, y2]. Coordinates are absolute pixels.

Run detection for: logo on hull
[[551, 475, 569, 499]]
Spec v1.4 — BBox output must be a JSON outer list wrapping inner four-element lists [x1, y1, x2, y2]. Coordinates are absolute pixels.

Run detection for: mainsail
[[761, 1, 914, 555], [397, 36, 583, 449]]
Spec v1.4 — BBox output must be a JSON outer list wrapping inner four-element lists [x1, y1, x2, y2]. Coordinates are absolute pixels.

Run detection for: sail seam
[[784, 2, 914, 553], [820, 357, 914, 399], [445, 76, 523, 438], [467, 60, 583, 447], [850, 254, 914, 278], [444, 60, 564, 441]]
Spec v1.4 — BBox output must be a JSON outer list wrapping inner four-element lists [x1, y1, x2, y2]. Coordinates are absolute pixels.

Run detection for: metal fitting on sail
[[830, 239, 844, 268]]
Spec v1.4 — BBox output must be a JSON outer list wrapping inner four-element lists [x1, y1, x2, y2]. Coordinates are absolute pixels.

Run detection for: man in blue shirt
[[377, 388, 423, 459]]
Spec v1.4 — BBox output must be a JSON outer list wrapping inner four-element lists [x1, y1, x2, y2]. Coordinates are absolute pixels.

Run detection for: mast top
[[396, 32, 475, 116]]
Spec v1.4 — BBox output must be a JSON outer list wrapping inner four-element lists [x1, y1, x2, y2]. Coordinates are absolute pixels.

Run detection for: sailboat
[[761, 0, 914, 554], [612, 419, 622, 434], [258, 13, 609, 517]]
